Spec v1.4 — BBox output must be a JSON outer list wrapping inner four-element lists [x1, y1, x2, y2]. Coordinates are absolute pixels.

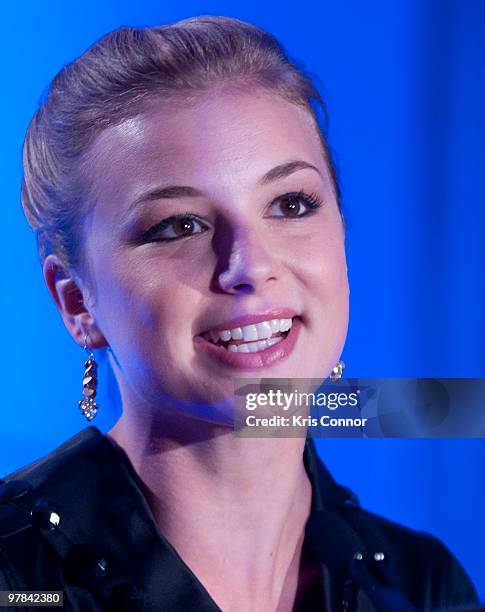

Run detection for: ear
[[43, 254, 107, 349]]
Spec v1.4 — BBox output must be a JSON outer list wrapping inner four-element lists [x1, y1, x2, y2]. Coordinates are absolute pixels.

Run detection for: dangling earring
[[78, 333, 99, 421], [329, 360, 345, 381]]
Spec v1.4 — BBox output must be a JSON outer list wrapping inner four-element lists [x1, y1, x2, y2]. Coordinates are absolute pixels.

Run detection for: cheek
[[93, 253, 205, 357], [295, 223, 349, 342], [293, 223, 347, 292]]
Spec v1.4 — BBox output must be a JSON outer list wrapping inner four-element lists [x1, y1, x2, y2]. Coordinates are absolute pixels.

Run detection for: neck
[[107, 408, 313, 611]]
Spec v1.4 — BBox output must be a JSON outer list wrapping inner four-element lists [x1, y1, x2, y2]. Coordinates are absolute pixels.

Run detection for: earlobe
[[42, 254, 107, 349]]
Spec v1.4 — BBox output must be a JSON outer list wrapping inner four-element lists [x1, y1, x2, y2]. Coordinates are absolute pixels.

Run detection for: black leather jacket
[[0, 427, 480, 611]]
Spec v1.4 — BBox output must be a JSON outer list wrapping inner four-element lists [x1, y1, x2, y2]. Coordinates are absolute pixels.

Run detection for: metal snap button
[[30, 499, 61, 530]]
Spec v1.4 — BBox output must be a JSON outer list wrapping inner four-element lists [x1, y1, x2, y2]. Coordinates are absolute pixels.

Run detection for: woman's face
[[82, 89, 349, 423]]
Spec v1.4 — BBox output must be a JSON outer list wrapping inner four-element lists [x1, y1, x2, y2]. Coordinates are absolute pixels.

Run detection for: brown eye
[[267, 191, 323, 218], [172, 217, 196, 237], [143, 214, 209, 243], [278, 195, 304, 217]]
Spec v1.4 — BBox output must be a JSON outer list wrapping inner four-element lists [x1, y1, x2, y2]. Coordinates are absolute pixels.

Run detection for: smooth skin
[[44, 87, 349, 611]]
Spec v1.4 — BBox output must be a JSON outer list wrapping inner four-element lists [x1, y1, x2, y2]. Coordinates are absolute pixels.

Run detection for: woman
[[0, 15, 479, 612]]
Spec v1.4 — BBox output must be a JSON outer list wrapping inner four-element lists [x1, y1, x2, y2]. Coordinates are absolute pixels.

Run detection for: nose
[[214, 223, 279, 295]]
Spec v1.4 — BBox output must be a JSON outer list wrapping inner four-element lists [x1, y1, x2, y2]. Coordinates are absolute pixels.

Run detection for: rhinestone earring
[[78, 333, 99, 421], [329, 360, 345, 381]]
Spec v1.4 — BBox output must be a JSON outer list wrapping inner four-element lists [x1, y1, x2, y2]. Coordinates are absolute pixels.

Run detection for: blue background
[[2, 0, 484, 601]]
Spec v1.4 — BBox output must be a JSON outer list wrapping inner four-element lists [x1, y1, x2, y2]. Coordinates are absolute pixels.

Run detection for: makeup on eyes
[[141, 189, 325, 244]]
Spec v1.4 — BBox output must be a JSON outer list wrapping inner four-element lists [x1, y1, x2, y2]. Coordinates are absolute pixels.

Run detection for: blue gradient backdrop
[[2, 0, 484, 600]]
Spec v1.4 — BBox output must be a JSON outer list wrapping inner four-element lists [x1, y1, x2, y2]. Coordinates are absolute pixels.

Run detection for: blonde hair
[[21, 15, 340, 285]]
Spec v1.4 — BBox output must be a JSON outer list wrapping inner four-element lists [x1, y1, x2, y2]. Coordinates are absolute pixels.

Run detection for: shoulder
[[0, 428, 116, 595], [304, 441, 480, 609], [359, 508, 479, 608], [2, 426, 109, 487], [0, 427, 166, 611]]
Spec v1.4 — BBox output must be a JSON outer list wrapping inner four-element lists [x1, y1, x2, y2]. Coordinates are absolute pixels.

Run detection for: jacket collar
[[5, 427, 378, 611]]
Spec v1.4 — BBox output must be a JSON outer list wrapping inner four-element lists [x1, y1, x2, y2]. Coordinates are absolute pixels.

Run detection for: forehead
[[85, 90, 328, 210]]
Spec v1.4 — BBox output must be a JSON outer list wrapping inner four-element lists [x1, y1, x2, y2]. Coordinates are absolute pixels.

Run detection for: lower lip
[[193, 317, 302, 370]]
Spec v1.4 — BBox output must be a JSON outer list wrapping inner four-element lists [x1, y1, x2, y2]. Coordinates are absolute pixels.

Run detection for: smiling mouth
[[200, 317, 294, 353]]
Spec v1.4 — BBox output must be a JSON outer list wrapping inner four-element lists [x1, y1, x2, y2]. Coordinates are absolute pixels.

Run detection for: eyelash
[[142, 190, 324, 243]]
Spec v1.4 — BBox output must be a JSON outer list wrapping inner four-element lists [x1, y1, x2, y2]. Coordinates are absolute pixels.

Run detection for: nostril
[[233, 283, 253, 294]]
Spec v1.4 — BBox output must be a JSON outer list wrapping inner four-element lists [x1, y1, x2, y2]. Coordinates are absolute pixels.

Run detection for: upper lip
[[199, 308, 299, 334]]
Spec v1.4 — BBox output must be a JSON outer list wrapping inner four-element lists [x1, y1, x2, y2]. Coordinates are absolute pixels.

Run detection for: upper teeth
[[206, 318, 293, 344]]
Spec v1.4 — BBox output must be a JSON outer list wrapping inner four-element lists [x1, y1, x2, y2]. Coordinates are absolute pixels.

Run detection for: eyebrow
[[128, 160, 322, 211]]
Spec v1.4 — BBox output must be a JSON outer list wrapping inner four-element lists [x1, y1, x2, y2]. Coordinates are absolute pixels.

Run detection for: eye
[[267, 190, 323, 218], [143, 213, 209, 243]]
